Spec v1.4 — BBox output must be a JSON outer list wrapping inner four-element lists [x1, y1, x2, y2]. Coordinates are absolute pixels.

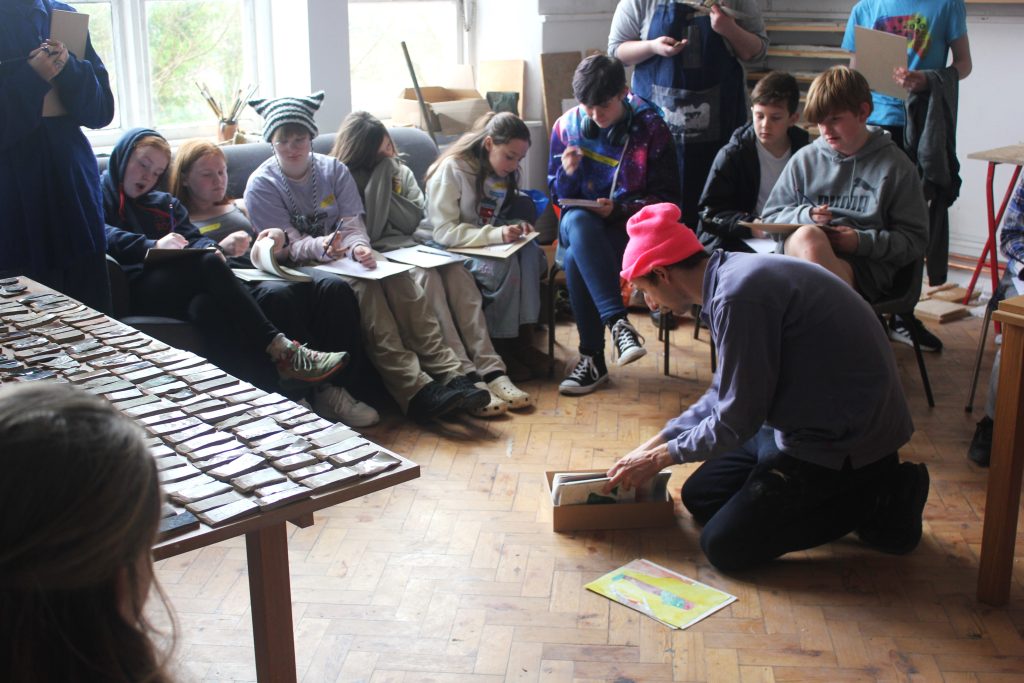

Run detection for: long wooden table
[[978, 293, 1024, 605], [2, 276, 420, 681]]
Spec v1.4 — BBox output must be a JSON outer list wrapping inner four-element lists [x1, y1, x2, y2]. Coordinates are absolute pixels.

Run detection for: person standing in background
[[0, 0, 115, 312], [842, 0, 972, 351], [609, 0, 768, 229]]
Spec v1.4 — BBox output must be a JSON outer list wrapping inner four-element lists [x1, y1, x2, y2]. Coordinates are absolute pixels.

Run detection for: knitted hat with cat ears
[[249, 91, 324, 143]]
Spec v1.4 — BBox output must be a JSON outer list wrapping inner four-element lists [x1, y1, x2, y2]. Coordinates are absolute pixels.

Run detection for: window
[[347, 0, 466, 116], [70, 0, 265, 145]]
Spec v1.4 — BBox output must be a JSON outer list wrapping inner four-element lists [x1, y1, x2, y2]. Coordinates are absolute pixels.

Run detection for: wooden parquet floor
[[152, 311, 1024, 682]]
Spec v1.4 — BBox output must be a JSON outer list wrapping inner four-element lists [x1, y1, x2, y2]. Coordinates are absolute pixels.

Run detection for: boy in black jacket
[[696, 72, 809, 252]]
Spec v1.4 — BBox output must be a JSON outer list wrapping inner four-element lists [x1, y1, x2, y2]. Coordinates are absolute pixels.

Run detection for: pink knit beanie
[[621, 203, 704, 280]]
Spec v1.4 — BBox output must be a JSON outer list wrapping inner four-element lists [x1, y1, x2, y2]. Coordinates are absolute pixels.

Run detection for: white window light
[[70, 0, 266, 146]]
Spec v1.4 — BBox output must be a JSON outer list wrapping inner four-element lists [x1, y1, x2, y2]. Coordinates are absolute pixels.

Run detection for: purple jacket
[[548, 94, 680, 226]]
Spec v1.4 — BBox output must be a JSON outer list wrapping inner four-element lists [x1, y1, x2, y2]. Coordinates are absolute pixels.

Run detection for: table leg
[[965, 163, 1022, 304], [977, 323, 1024, 605], [246, 523, 297, 682]]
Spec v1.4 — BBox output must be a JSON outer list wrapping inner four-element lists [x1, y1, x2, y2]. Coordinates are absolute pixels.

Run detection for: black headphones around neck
[[581, 99, 633, 147]]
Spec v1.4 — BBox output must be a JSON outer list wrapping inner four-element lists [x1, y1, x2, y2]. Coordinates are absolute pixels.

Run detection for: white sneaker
[[469, 382, 508, 417], [312, 386, 380, 427], [487, 374, 533, 410]]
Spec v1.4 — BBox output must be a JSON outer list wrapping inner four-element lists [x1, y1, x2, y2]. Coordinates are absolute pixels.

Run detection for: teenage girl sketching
[[101, 128, 349, 391], [332, 111, 533, 415], [423, 112, 548, 377], [167, 138, 380, 427]]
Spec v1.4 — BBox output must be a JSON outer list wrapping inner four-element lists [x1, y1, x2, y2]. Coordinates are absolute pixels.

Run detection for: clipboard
[[42, 10, 90, 117], [447, 231, 540, 259], [852, 26, 908, 101]]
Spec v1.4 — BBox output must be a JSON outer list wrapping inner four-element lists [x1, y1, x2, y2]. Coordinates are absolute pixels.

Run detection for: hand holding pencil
[[321, 227, 346, 261]]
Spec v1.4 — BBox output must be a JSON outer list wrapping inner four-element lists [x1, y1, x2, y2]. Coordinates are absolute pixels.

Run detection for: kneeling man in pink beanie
[[606, 202, 930, 570]]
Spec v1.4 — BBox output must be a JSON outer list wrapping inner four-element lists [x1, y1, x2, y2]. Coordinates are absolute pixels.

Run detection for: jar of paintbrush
[[196, 82, 257, 143]]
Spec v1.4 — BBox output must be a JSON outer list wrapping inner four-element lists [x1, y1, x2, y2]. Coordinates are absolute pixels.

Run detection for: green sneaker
[[275, 340, 348, 386]]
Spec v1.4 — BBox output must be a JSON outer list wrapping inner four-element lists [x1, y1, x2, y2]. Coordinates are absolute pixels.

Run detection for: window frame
[[73, 0, 266, 147], [346, 0, 469, 118]]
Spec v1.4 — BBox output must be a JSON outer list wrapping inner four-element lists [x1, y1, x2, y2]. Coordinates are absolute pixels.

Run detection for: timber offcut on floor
[[153, 310, 1024, 682]]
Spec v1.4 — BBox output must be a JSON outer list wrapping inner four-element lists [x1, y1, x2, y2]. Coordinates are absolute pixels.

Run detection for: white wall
[[948, 15, 1024, 259], [271, 0, 351, 135]]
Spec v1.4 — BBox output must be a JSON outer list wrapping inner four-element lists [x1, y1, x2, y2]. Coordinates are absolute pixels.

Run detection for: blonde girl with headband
[[423, 112, 548, 379]]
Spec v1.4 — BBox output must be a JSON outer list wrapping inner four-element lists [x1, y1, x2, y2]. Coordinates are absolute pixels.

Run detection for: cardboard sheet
[[853, 26, 908, 100]]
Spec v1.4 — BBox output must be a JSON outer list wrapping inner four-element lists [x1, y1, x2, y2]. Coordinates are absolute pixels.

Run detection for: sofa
[[99, 126, 440, 351]]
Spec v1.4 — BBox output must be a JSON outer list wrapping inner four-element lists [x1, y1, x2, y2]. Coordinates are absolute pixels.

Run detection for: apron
[[631, 0, 748, 223]]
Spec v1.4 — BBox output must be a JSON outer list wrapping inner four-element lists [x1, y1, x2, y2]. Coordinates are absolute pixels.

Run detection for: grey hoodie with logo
[[761, 128, 928, 302]]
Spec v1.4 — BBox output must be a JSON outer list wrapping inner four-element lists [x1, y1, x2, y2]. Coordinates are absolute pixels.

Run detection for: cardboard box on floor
[[546, 470, 677, 532], [392, 63, 487, 136]]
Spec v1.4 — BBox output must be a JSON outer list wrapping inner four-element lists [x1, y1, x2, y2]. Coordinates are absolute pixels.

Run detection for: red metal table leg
[[965, 162, 1022, 304]]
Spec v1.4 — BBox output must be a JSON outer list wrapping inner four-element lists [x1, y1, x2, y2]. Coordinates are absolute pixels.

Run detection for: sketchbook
[[557, 198, 603, 209], [382, 245, 467, 269], [315, 255, 414, 280], [585, 558, 737, 630], [447, 231, 540, 259], [241, 237, 311, 282], [42, 10, 89, 117]]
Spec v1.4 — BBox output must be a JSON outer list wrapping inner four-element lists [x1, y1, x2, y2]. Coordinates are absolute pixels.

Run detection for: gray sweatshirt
[[662, 251, 914, 470], [761, 128, 928, 301]]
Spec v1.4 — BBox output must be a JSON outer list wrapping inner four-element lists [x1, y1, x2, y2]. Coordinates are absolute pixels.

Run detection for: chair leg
[[661, 309, 670, 376], [965, 305, 994, 412], [904, 310, 935, 408], [546, 265, 558, 378], [710, 340, 717, 374]]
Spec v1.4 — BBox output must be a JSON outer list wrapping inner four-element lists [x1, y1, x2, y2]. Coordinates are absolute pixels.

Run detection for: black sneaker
[[968, 416, 993, 467], [407, 381, 463, 421], [610, 318, 647, 367], [447, 375, 491, 412], [651, 309, 678, 330], [889, 314, 943, 352], [559, 354, 609, 395], [857, 462, 930, 555]]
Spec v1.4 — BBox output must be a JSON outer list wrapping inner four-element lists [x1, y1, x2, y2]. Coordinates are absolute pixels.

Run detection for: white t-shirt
[[754, 142, 792, 216]]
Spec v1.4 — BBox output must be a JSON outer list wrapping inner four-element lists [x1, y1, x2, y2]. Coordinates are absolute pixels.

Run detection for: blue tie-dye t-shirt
[[842, 0, 968, 126]]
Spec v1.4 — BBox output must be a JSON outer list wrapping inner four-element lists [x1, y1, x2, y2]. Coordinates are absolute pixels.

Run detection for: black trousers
[[249, 270, 377, 401], [680, 427, 899, 571], [130, 252, 278, 348]]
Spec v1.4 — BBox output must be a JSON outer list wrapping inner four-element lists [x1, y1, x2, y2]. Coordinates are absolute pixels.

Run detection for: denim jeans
[[680, 425, 898, 571], [558, 208, 628, 352]]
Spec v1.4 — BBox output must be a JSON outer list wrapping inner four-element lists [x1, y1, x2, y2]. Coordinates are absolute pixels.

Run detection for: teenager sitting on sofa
[[332, 111, 533, 416], [167, 138, 380, 427], [243, 92, 491, 422], [101, 128, 350, 394]]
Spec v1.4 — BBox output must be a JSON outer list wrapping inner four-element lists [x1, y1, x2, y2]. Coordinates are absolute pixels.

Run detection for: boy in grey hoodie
[[761, 66, 928, 304]]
